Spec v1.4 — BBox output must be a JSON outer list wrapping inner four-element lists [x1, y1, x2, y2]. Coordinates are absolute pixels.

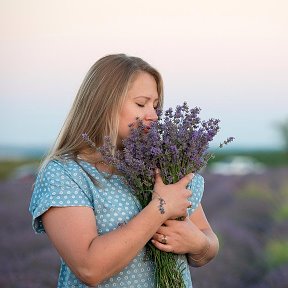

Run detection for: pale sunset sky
[[0, 0, 287, 149]]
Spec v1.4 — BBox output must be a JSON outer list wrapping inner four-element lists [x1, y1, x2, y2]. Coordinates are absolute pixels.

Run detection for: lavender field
[[1, 166, 288, 287]]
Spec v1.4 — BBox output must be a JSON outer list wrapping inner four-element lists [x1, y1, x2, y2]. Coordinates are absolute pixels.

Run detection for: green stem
[[147, 242, 186, 288]]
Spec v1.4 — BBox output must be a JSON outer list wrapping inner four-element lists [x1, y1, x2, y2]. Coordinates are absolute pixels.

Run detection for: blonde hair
[[43, 54, 163, 165]]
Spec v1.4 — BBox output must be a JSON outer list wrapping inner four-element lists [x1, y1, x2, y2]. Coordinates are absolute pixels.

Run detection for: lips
[[143, 126, 150, 133]]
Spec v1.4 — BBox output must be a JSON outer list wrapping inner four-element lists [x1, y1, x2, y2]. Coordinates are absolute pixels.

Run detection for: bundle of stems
[[147, 243, 185, 288]]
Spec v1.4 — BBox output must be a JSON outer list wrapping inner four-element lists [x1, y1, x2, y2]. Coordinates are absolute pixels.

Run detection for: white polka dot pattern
[[29, 159, 204, 287], [187, 174, 204, 216]]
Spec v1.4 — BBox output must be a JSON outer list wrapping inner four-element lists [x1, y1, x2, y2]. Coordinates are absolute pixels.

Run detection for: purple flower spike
[[93, 102, 234, 206]]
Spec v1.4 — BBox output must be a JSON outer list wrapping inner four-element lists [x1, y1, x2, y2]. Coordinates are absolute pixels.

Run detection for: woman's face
[[117, 72, 159, 145]]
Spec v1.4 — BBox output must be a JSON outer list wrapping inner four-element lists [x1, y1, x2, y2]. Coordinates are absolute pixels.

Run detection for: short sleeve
[[187, 173, 204, 215], [29, 160, 93, 233]]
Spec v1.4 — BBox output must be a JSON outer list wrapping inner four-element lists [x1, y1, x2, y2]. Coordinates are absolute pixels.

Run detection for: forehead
[[127, 72, 159, 99]]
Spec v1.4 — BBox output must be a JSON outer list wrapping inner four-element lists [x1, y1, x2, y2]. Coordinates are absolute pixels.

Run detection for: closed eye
[[136, 103, 145, 107]]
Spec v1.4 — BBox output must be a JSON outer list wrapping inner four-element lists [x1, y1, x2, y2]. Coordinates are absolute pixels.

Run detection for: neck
[[77, 151, 121, 175]]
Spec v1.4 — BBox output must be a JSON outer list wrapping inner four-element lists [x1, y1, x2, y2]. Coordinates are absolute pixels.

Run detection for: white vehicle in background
[[208, 156, 266, 175]]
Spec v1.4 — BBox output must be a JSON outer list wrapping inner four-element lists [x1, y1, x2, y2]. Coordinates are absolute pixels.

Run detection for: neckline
[[77, 158, 124, 179]]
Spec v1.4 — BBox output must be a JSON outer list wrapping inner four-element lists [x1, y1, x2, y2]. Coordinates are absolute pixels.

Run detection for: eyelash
[[137, 103, 158, 109]]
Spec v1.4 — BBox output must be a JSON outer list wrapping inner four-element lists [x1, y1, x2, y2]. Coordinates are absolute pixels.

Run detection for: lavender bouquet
[[85, 102, 234, 287]]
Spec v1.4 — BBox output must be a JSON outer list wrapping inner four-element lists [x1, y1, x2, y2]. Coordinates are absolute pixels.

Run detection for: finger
[[151, 232, 164, 241], [182, 216, 189, 222], [155, 227, 165, 236], [177, 173, 194, 187], [162, 220, 173, 226], [156, 225, 168, 235], [186, 189, 193, 198], [151, 239, 174, 253], [162, 219, 179, 227], [154, 168, 164, 186], [159, 234, 168, 244]]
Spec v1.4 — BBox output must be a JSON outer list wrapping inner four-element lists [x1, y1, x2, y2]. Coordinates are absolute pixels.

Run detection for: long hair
[[43, 54, 163, 166]]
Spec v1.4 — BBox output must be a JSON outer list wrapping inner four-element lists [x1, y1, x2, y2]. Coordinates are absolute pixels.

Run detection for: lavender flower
[[220, 137, 235, 148], [82, 133, 96, 148]]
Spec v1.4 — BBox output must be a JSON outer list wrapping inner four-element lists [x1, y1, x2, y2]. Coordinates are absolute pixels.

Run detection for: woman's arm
[[186, 205, 219, 267], [42, 172, 193, 286]]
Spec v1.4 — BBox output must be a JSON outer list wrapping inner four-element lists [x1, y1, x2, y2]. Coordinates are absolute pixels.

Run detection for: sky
[[0, 0, 287, 150]]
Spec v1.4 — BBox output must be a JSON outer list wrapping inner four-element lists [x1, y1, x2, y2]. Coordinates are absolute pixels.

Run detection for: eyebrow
[[134, 96, 159, 102]]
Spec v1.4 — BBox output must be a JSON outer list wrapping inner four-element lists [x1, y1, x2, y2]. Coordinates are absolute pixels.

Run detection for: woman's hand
[[151, 217, 207, 254], [150, 204, 220, 266], [152, 169, 193, 220]]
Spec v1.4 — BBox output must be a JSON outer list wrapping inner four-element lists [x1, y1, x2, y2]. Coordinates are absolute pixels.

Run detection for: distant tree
[[276, 118, 288, 153]]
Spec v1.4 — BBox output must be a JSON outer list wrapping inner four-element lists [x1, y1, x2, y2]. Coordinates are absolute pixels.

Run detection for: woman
[[29, 54, 219, 287]]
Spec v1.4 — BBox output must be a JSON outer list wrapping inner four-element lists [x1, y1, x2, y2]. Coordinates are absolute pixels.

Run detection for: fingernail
[[189, 173, 194, 180], [155, 168, 160, 174]]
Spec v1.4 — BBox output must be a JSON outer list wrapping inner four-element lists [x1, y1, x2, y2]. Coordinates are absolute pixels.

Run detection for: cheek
[[121, 108, 139, 126], [120, 123, 130, 137], [118, 105, 140, 138]]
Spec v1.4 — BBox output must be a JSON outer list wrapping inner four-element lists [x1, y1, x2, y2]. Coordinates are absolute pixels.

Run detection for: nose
[[145, 108, 158, 123]]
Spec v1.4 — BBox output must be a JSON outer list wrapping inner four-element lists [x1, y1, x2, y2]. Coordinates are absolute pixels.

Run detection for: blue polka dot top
[[29, 158, 204, 287]]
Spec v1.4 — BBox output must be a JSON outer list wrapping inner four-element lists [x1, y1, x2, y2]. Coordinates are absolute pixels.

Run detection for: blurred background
[[0, 0, 287, 287]]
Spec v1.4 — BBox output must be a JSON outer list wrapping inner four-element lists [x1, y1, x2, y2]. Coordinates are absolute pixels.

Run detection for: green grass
[[209, 149, 288, 167], [273, 183, 288, 222], [265, 240, 288, 268], [0, 158, 41, 180]]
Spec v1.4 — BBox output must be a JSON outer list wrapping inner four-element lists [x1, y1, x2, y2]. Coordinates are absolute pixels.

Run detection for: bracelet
[[189, 238, 211, 262]]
